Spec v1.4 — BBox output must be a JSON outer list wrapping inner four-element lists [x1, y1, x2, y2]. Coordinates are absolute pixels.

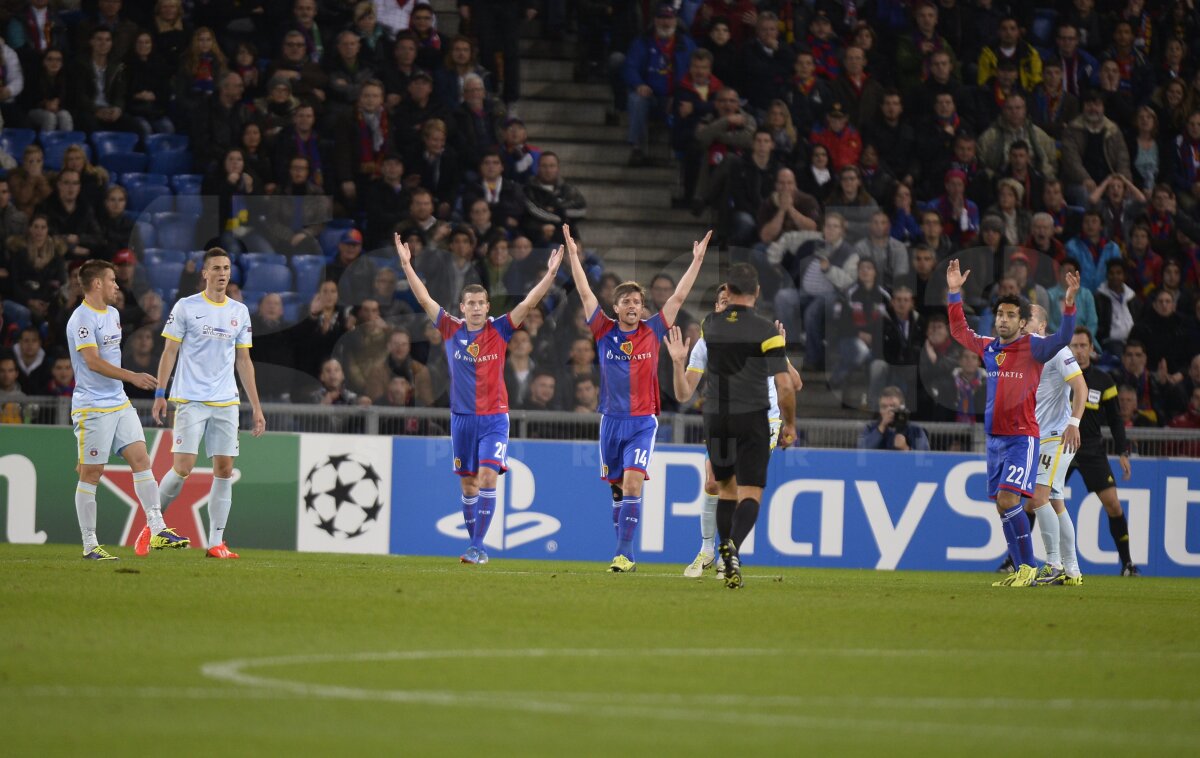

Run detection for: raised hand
[[1063, 269, 1080, 307], [546, 245, 564, 275], [693, 229, 713, 260], [774, 319, 787, 341], [663, 325, 691, 363], [946, 258, 970, 292], [393, 233, 411, 267], [562, 224, 578, 258]]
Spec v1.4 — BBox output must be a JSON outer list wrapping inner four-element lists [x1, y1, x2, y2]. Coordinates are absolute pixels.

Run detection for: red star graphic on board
[[101, 431, 239, 550]]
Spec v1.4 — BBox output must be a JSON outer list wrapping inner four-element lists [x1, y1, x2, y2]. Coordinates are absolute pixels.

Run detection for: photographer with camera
[[858, 386, 930, 451]]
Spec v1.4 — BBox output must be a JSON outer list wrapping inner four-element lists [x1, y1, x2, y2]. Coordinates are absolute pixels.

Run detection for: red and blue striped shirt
[[437, 309, 516, 415], [588, 307, 671, 418]]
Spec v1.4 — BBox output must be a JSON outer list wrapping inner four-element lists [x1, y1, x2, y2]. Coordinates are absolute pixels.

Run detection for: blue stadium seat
[[121, 172, 169, 187], [1030, 9, 1059, 47], [148, 149, 193, 175], [148, 263, 184, 292], [0, 128, 37, 158], [241, 252, 288, 271], [91, 131, 139, 156], [174, 194, 204, 217], [38, 130, 87, 149], [280, 292, 303, 322], [154, 213, 196, 251], [243, 263, 292, 292], [143, 248, 187, 266], [99, 151, 148, 175], [240, 290, 266, 312], [170, 174, 203, 194], [145, 134, 189, 154], [291, 255, 326, 296], [2, 299, 31, 329], [127, 184, 173, 214], [318, 227, 347, 258], [43, 141, 90, 171], [133, 220, 156, 248]]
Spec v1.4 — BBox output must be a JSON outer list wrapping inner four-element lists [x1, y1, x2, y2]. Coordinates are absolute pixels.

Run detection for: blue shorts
[[599, 415, 658, 483], [450, 412, 509, 476], [986, 434, 1037, 499]]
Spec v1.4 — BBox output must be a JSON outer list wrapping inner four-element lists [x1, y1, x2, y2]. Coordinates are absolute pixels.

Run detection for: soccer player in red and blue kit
[[564, 224, 711, 572], [395, 233, 563, 565], [945, 259, 1080, 587]]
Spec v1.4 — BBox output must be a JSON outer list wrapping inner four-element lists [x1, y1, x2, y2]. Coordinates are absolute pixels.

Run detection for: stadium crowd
[[0, 0, 1198, 436]]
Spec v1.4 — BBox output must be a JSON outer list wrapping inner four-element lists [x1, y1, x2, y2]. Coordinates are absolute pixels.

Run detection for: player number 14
[[633, 449, 649, 467]]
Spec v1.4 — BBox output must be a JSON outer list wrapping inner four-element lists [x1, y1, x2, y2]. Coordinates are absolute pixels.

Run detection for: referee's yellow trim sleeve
[[1101, 385, 1117, 401], [761, 335, 785, 353]]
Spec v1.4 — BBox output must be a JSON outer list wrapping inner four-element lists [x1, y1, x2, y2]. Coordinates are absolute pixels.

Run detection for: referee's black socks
[[731, 499, 760, 550], [716, 499, 736, 541], [1108, 513, 1133, 565]]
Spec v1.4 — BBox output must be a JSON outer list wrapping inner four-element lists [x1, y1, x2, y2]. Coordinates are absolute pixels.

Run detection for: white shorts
[[74, 404, 144, 464], [172, 403, 240, 458], [1035, 438, 1075, 501], [769, 419, 782, 451]]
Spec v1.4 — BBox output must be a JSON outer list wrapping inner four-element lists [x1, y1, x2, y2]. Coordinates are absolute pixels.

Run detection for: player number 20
[[494, 442, 508, 461], [1005, 465, 1026, 484], [633, 449, 649, 467]]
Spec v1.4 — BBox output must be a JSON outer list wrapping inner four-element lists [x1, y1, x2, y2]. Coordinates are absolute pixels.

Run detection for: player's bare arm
[[663, 325, 699, 402], [945, 258, 970, 292], [78, 345, 156, 390], [562, 224, 598, 318], [394, 233, 442, 321], [235, 348, 267, 437], [510, 245, 563, 327], [775, 370, 797, 448], [661, 230, 712, 326], [775, 320, 803, 391], [1063, 371, 1086, 453], [152, 338, 180, 424]]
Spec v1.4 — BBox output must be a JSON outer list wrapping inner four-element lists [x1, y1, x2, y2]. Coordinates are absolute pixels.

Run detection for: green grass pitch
[[1, 544, 1198, 756]]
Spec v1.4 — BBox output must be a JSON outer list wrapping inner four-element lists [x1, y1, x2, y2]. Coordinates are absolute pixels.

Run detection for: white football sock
[[158, 468, 187, 512], [75, 482, 98, 552], [133, 470, 167, 533], [700, 494, 717, 554], [1033, 504, 1061, 567], [207, 476, 234, 547], [1058, 508, 1080, 576]]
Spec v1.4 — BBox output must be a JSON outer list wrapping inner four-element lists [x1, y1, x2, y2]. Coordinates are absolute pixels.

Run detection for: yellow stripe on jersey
[[1063, 370, 1082, 382], [71, 400, 131, 416], [201, 292, 229, 307], [1047, 442, 1065, 483], [83, 301, 108, 314], [162, 332, 182, 343], [761, 335, 785, 353], [1101, 385, 1117, 401], [686, 366, 705, 373], [74, 343, 97, 351], [169, 397, 241, 407], [236, 343, 252, 349], [77, 411, 86, 463]]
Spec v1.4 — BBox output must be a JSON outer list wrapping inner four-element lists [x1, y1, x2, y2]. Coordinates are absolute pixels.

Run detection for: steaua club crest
[[995, 352, 1007, 367], [619, 340, 633, 356], [466, 342, 481, 358]]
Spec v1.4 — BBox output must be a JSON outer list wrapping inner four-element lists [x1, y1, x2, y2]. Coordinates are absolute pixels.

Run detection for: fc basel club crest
[[995, 352, 1006, 367], [466, 342, 481, 358], [619, 340, 633, 356], [454, 457, 462, 470]]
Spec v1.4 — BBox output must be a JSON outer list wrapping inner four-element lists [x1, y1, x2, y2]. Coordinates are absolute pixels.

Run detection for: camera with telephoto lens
[[889, 407, 910, 433]]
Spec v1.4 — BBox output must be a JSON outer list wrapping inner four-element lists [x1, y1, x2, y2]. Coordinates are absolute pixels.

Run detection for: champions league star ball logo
[[466, 342, 481, 358], [302, 454, 384, 539]]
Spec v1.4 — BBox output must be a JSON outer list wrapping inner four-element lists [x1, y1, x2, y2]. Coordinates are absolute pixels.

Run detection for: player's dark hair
[[203, 247, 231, 267], [459, 283, 488, 303], [995, 293, 1029, 321], [78, 259, 115, 290], [725, 263, 758, 296], [613, 281, 646, 306]]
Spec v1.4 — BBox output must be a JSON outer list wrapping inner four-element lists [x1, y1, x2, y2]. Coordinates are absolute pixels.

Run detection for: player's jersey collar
[[82, 299, 108, 314], [202, 292, 229, 307]]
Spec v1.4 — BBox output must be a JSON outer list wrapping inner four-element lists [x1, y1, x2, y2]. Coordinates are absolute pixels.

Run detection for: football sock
[[471, 488, 496, 550], [75, 482, 98, 551], [1026, 508, 1036, 532], [700, 493, 717, 554], [207, 476, 233, 547], [158, 468, 187, 512], [460, 493, 478, 540], [730, 498, 760, 550], [610, 484, 623, 537], [716, 498, 735, 542], [133, 469, 167, 534], [1058, 509, 1080, 576], [1000, 512, 1019, 567], [615, 496, 642, 560], [1002, 504, 1035, 566], [1032, 504, 1060, 567], [1108, 513, 1132, 565]]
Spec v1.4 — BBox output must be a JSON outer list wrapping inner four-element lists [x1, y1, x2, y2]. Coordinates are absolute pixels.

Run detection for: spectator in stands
[[858, 385, 930, 451], [881, 284, 924, 404], [284, 0, 326, 64], [41, 351, 71, 396], [124, 31, 174, 144], [787, 48, 832, 137], [460, 0, 534, 106], [7, 214, 65, 318], [896, 1, 957, 98], [1007, 253, 1049, 308], [274, 103, 329, 190], [248, 293, 299, 402], [257, 77, 300, 143], [1125, 224, 1163, 298], [996, 141, 1044, 215], [6, 0, 68, 57], [380, 32, 418, 109], [985, 178, 1031, 246], [53, 146, 108, 214], [381, 375, 414, 410], [1131, 288, 1194, 376], [336, 299, 392, 400], [499, 116, 540, 183], [0, 354, 26, 402], [299, 280, 348, 378], [335, 80, 393, 209], [176, 26, 226, 102], [311, 357, 370, 407], [191, 72, 252, 173], [692, 87, 755, 206], [266, 30, 330, 108], [118, 326, 159, 399], [239, 123, 274, 194], [1169, 385, 1200, 429], [1045, 257, 1096, 339], [977, 94, 1056, 182], [976, 15, 1042, 91], [1128, 106, 1162, 194], [393, 69, 449, 156], [758, 167, 821, 247], [39, 168, 102, 267], [1091, 174, 1145, 247], [1028, 60, 1079, 143], [384, 328, 432, 406], [897, 243, 945, 320], [914, 210, 948, 262], [740, 11, 791, 118], [572, 374, 600, 414], [1148, 258, 1197, 321], [1051, 23, 1099, 97], [451, 73, 503, 171], [0, 178, 27, 247], [435, 35, 488, 107], [972, 56, 1025, 130], [12, 326, 47, 394], [831, 46, 882, 130], [671, 49, 722, 208], [1170, 111, 1200, 214], [201, 148, 264, 253], [1112, 339, 1179, 426], [774, 212, 856, 367], [394, 188, 440, 240], [951, 348, 988, 423], [324, 228, 377, 305], [462, 150, 523, 233], [22, 48, 71, 133], [405, 118, 462, 219], [361, 153, 408, 248], [930, 169, 979, 248], [624, 4, 696, 167], [717, 128, 780, 245], [797, 142, 834, 201], [522, 152, 586, 245], [804, 10, 841, 81], [522, 369, 560, 411], [1117, 382, 1155, 427], [76, 0, 138, 63], [1065, 210, 1122, 292], [863, 90, 916, 187], [1060, 92, 1131, 207], [829, 258, 891, 406], [326, 30, 376, 112], [810, 101, 862, 172], [372, 0, 422, 36], [690, 0, 757, 47], [368, 267, 408, 322], [150, 0, 189, 62], [915, 92, 963, 196], [71, 27, 135, 133], [503, 328, 536, 407], [1038, 180, 1080, 241], [854, 210, 908, 290], [265, 157, 328, 256], [95, 186, 133, 261], [824, 165, 878, 215]]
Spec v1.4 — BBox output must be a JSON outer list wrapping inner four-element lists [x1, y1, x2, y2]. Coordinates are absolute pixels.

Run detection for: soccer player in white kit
[[146, 249, 266, 559], [67, 260, 189, 559], [1025, 304, 1087, 585]]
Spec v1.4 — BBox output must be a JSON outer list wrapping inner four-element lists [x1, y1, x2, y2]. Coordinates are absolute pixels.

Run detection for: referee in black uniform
[[1066, 327, 1139, 576], [699, 263, 797, 589]]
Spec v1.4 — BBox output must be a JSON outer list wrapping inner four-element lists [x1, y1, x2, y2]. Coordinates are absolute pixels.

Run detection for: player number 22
[[1005, 465, 1026, 484], [633, 448, 649, 467]]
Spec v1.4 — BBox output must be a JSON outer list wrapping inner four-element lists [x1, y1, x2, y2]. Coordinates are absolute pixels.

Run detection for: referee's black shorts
[[704, 410, 771, 488], [1067, 447, 1117, 493]]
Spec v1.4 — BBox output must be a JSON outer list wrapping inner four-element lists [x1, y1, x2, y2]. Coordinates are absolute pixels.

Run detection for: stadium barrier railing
[[3, 396, 1196, 456]]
